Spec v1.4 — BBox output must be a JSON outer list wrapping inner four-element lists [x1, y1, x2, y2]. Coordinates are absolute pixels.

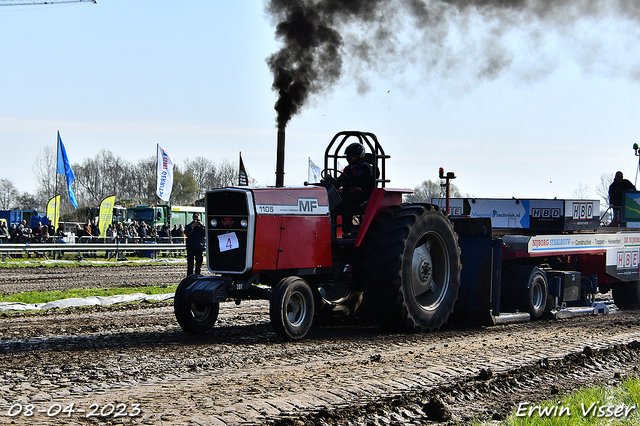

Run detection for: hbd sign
[[617, 250, 639, 269], [572, 202, 594, 219], [531, 208, 561, 218]]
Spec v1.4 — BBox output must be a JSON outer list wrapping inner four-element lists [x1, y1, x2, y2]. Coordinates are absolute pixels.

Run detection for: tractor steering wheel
[[320, 168, 343, 185]]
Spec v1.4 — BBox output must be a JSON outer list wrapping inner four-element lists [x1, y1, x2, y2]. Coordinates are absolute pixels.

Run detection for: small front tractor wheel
[[270, 276, 315, 340], [362, 205, 461, 331], [174, 275, 220, 334]]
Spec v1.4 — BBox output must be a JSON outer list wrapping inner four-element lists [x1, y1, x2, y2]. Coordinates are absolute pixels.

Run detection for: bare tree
[[32, 146, 73, 214], [132, 156, 157, 203], [404, 179, 462, 203], [73, 150, 133, 206], [215, 159, 239, 188], [571, 183, 591, 200], [170, 169, 198, 205], [32, 146, 57, 196], [13, 192, 40, 211], [183, 156, 216, 198], [0, 179, 18, 210], [597, 173, 614, 206]]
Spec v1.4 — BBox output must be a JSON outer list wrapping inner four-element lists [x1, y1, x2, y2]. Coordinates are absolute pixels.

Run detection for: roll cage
[[323, 131, 390, 189]]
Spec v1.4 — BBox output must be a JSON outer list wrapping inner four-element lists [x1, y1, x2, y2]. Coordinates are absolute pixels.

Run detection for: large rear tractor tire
[[174, 275, 220, 334], [362, 205, 461, 331], [270, 276, 315, 340], [613, 281, 640, 310]]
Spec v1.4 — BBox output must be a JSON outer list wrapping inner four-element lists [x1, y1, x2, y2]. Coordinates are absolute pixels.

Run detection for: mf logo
[[572, 202, 593, 220], [298, 198, 319, 212]]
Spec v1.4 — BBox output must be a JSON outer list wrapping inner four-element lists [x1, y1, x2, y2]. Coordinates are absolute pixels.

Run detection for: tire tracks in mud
[[1, 302, 640, 425], [1, 266, 640, 425], [0, 264, 186, 295]]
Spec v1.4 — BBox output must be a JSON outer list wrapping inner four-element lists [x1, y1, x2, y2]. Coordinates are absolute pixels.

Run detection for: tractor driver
[[331, 142, 374, 238]]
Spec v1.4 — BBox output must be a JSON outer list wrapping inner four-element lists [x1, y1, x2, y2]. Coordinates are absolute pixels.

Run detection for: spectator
[[157, 224, 169, 239], [83, 220, 92, 238], [184, 213, 205, 276], [16, 220, 28, 243], [33, 221, 43, 242], [0, 221, 8, 243], [105, 224, 115, 241], [128, 223, 138, 239], [115, 222, 126, 242], [9, 224, 17, 241], [42, 225, 49, 243], [76, 224, 84, 239], [162, 223, 170, 238], [608, 171, 636, 226], [177, 224, 185, 237], [138, 221, 148, 239], [171, 224, 179, 238], [147, 224, 156, 239], [90, 219, 99, 237]]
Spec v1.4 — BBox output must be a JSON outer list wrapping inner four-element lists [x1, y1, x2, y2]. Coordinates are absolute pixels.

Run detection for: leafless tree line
[[0, 147, 251, 214]]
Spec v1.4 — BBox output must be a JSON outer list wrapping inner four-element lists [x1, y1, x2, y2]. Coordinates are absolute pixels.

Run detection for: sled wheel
[[613, 281, 640, 310], [521, 271, 548, 320], [362, 205, 461, 331], [174, 274, 220, 334], [270, 276, 315, 340]]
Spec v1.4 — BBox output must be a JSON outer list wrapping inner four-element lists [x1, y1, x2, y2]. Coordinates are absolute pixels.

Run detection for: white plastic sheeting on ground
[[0, 293, 175, 312], [1, 258, 186, 267]]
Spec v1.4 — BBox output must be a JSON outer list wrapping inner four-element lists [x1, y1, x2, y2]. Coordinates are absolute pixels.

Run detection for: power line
[[0, 0, 96, 5]]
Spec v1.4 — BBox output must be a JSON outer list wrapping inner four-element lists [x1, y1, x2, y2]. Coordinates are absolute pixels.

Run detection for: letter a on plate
[[218, 232, 239, 252]]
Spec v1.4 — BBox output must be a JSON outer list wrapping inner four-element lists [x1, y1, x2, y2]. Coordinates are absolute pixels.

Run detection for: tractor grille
[[206, 189, 254, 274]]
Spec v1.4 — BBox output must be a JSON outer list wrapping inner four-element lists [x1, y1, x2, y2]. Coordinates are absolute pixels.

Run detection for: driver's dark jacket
[[336, 159, 374, 196]]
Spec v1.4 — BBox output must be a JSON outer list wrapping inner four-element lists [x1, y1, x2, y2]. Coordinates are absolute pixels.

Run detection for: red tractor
[[174, 131, 462, 339]]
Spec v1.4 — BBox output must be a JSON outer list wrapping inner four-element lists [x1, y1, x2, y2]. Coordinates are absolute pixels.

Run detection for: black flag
[[238, 152, 249, 186]]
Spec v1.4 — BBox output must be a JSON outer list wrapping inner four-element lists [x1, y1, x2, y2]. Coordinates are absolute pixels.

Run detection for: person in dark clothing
[[329, 142, 374, 237], [609, 171, 637, 226], [185, 213, 205, 276], [90, 219, 99, 238], [32, 222, 42, 242]]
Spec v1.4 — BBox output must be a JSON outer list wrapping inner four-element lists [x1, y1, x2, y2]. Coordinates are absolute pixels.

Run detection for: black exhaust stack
[[275, 130, 285, 187]]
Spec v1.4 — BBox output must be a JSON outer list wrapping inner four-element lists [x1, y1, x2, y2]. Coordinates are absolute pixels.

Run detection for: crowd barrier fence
[[0, 238, 188, 261]]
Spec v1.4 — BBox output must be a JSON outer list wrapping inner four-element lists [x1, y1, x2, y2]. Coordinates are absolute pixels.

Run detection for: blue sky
[[1, 1, 640, 203]]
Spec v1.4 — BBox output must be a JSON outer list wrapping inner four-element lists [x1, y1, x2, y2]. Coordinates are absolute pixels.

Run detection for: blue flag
[[57, 132, 78, 209]]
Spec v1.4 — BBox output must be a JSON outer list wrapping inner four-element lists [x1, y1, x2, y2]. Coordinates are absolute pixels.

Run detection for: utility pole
[[0, 0, 96, 6]]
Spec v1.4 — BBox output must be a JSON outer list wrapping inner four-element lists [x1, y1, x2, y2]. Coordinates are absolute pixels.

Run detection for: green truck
[[125, 205, 205, 228]]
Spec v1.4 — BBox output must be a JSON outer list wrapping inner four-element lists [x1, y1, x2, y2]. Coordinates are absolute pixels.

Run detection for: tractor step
[[185, 277, 230, 303]]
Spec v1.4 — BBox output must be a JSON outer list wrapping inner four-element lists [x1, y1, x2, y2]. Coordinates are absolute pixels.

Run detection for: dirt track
[[1, 264, 640, 425]]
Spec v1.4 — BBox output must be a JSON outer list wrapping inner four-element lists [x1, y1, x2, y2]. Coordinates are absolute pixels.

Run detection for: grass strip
[[489, 376, 640, 425], [0, 285, 178, 305], [0, 256, 186, 268]]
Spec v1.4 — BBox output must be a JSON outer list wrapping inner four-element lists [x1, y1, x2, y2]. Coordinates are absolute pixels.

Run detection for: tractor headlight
[[210, 218, 217, 227], [240, 219, 248, 228]]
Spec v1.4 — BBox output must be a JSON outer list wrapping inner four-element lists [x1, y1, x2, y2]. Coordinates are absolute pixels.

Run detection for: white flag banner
[[308, 158, 322, 183], [156, 144, 174, 202]]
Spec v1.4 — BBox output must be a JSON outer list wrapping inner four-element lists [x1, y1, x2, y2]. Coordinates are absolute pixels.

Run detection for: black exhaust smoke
[[266, 0, 640, 132], [266, 1, 344, 133], [265, 0, 639, 186], [275, 130, 285, 187]]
